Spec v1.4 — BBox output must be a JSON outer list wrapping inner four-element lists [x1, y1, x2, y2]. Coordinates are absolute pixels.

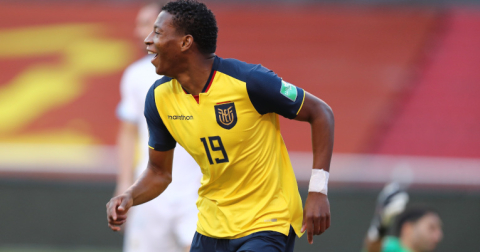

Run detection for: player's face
[[135, 4, 159, 49], [145, 11, 185, 76], [412, 213, 443, 252]]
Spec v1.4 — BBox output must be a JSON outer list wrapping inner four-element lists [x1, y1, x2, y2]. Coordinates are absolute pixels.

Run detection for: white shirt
[[117, 55, 201, 204]]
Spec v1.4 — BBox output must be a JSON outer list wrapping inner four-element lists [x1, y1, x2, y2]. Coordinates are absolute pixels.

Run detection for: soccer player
[[107, 0, 335, 251], [363, 183, 443, 252], [115, 2, 201, 251]]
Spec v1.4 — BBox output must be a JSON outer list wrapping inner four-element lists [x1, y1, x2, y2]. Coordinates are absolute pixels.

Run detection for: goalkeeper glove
[[367, 182, 409, 241]]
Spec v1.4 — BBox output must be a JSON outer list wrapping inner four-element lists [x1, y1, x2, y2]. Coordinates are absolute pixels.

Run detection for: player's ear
[[180, 35, 193, 52]]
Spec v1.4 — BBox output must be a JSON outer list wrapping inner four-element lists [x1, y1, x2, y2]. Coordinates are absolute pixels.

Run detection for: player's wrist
[[308, 169, 329, 195], [367, 215, 388, 241]]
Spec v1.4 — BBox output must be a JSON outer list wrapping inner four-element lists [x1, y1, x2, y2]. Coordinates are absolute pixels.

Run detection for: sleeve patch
[[246, 64, 305, 119], [280, 80, 298, 102]]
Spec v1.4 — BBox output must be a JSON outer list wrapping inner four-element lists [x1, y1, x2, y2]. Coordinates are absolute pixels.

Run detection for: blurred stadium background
[[1, 0, 479, 251]]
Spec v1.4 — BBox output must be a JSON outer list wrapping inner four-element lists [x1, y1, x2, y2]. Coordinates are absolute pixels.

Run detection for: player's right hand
[[301, 192, 331, 244], [375, 182, 409, 227], [106, 193, 133, 231], [367, 182, 409, 241]]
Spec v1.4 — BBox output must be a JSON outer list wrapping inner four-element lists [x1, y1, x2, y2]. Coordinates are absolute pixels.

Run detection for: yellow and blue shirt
[[144, 56, 305, 239]]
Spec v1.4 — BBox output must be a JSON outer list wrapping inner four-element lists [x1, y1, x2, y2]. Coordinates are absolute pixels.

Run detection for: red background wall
[[1, 2, 478, 162]]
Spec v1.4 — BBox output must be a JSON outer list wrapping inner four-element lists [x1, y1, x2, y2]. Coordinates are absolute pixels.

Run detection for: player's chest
[[163, 92, 261, 163], [162, 92, 257, 135]]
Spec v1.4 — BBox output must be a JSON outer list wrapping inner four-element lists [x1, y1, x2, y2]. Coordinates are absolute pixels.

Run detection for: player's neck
[[400, 236, 420, 252], [176, 54, 216, 96]]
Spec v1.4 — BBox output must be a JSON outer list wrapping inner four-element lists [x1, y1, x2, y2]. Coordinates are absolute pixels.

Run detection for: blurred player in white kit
[[115, 2, 201, 251]]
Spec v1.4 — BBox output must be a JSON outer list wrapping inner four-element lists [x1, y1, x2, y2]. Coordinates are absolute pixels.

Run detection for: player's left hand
[[301, 192, 331, 244]]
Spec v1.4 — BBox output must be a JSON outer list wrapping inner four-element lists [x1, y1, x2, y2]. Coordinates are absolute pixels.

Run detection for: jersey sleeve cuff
[[296, 91, 306, 116], [148, 143, 176, 151]]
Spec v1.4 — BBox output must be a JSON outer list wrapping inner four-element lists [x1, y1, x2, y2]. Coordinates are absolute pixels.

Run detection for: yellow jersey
[[145, 56, 306, 239]]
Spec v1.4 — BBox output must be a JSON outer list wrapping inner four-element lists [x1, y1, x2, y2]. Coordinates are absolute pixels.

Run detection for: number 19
[[200, 136, 229, 165]]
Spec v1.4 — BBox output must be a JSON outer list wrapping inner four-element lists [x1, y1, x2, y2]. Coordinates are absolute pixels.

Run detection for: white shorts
[[123, 195, 198, 252]]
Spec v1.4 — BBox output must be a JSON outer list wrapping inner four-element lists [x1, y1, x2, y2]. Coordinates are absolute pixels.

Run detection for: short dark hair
[[162, 0, 218, 54], [395, 206, 438, 237]]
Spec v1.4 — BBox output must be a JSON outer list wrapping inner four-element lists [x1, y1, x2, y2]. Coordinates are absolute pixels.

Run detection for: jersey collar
[[181, 56, 220, 95]]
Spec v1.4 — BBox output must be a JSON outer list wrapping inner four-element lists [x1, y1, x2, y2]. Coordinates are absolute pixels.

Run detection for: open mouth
[[147, 51, 158, 59]]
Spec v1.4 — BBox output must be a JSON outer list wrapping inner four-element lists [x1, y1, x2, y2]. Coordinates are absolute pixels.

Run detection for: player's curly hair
[[162, 0, 217, 54]]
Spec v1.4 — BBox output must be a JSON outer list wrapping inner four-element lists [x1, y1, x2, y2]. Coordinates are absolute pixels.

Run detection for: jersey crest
[[215, 102, 237, 130]]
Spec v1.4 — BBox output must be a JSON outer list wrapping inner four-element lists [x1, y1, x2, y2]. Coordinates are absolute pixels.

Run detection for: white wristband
[[308, 169, 329, 195]]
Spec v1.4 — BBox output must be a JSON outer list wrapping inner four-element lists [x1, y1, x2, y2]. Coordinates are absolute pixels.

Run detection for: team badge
[[215, 102, 237, 130]]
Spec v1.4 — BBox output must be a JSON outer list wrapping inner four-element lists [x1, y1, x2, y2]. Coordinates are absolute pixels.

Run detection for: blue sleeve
[[246, 65, 305, 119], [144, 83, 176, 151]]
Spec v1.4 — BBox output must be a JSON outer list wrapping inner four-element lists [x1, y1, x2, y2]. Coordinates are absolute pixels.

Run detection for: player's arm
[[128, 148, 174, 204], [115, 121, 138, 196], [114, 67, 141, 196], [107, 81, 177, 231], [363, 239, 383, 252], [294, 92, 334, 174], [106, 148, 173, 231], [294, 92, 334, 244], [363, 182, 409, 252]]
